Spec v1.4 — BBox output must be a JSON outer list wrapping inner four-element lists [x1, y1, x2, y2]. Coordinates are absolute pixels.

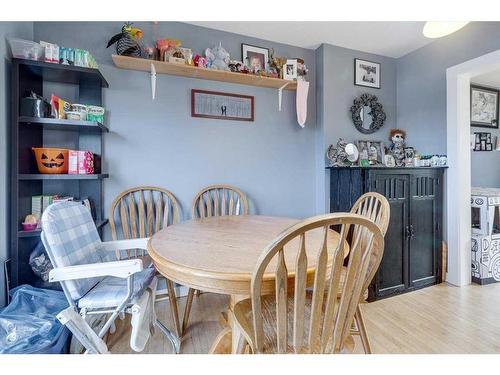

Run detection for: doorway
[[446, 49, 500, 285]]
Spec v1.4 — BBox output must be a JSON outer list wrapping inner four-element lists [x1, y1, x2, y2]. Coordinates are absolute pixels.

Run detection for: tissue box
[[68, 150, 94, 175]]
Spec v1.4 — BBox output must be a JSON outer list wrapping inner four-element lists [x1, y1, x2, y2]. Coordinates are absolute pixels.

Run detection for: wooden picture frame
[[191, 89, 254, 122], [354, 58, 381, 89], [471, 85, 499, 129]]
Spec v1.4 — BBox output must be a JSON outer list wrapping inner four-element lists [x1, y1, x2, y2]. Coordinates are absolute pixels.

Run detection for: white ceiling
[[186, 21, 434, 58], [472, 70, 500, 88]]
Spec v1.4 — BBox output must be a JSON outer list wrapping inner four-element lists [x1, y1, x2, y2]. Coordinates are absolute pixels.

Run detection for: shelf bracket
[[278, 82, 290, 111], [151, 63, 157, 100]]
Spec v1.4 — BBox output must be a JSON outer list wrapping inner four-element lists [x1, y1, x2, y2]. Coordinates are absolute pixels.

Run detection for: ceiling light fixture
[[423, 22, 469, 38]]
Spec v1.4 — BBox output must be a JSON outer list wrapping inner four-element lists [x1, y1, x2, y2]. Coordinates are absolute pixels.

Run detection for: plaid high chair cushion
[[41, 201, 107, 300], [77, 267, 156, 309]]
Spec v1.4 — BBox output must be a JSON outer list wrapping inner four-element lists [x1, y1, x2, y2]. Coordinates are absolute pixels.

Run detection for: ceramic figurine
[[389, 129, 406, 167], [205, 42, 230, 71], [326, 138, 349, 167]]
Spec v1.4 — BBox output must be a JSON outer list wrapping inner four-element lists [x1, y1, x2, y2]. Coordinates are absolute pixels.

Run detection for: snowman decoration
[[389, 129, 406, 167]]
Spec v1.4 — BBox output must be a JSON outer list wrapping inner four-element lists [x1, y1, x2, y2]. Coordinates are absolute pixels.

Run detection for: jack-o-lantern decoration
[[32, 148, 69, 174]]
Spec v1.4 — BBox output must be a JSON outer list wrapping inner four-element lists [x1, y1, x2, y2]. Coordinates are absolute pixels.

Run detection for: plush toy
[[389, 129, 406, 167], [205, 42, 230, 71], [193, 54, 207, 68], [106, 22, 145, 57]]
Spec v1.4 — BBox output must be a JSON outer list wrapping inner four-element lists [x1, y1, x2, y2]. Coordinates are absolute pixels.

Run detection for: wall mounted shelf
[[112, 55, 298, 91], [19, 116, 109, 133]]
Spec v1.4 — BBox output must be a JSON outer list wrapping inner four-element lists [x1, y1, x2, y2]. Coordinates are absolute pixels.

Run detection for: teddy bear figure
[[205, 42, 230, 71], [389, 129, 406, 167]]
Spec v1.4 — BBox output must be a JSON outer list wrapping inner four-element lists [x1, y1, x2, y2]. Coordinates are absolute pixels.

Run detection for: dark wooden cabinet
[[328, 167, 445, 301]]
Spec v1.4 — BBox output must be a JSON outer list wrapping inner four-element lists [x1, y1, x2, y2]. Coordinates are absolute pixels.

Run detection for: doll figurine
[[389, 129, 406, 167]]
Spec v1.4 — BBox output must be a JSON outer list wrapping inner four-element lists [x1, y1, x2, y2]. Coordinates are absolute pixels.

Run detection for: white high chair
[[41, 201, 180, 354]]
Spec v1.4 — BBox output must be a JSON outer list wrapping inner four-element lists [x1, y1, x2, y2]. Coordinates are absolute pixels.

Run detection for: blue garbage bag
[[0, 285, 69, 354]]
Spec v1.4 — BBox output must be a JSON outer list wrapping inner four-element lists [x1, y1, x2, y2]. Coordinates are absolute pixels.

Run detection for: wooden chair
[[232, 213, 384, 354], [191, 184, 249, 218], [348, 192, 390, 354], [183, 185, 249, 334], [109, 186, 183, 337]]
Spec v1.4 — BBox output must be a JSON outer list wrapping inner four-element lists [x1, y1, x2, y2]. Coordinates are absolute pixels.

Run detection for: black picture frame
[[354, 58, 381, 89], [470, 85, 499, 129], [241, 43, 270, 71]]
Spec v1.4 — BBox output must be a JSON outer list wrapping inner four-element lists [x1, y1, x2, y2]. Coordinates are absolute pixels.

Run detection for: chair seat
[[233, 290, 354, 354], [78, 268, 156, 309]]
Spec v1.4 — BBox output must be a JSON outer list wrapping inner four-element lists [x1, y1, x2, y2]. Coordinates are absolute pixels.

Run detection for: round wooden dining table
[[147, 215, 348, 354]]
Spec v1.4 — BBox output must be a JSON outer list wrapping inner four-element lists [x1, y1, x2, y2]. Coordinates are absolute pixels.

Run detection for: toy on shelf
[[107, 22, 145, 58], [388, 128, 406, 167], [205, 42, 230, 71], [471, 187, 500, 284]]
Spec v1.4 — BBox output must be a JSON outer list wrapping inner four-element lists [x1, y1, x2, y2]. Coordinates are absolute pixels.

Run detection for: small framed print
[[471, 85, 499, 128], [283, 59, 298, 81], [473, 132, 493, 151], [354, 58, 381, 89], [241, 44, 269, 72], [191, 89, 254, 122]]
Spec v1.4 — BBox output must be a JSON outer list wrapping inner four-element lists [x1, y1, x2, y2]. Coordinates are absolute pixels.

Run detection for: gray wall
[[33, 22, 317, 227], [397, 22, 500, 158], [0, 22, 33, 307], [316, 43, 397, 212]]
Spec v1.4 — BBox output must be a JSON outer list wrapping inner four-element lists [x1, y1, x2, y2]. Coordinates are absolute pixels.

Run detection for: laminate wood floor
[[107, 282, 500, 354]]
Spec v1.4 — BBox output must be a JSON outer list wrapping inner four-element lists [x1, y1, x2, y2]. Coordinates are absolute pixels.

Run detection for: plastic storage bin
[[9, 39, 44, 61], [0, 285, 70, 354]]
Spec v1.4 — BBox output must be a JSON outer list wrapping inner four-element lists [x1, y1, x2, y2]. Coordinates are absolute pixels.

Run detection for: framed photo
[[471, 85, 499, 128], [357, 140, 384, 165], [191, 89, 254, 122], [473, 132, 493, 151], [241, 44, 269, 72], [354, 58, 381, 89], [283, 59, 298, 81]]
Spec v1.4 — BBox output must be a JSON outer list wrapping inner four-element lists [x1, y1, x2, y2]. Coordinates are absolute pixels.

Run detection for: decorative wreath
[[350, 93, 386, 134]]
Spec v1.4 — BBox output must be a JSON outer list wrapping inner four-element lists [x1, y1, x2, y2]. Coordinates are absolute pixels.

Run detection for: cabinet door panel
[[410, 174, 440, 287], [369, 173, 409, 298]]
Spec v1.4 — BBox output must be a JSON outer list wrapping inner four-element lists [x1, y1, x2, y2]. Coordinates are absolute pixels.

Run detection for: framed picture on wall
[[241, 44, 269, 72], [471, 85, 499, 128], [354, 58, 381, 89], [191, 89, 254, 122]]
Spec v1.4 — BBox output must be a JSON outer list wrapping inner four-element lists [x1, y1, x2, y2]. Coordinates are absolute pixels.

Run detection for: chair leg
[[182, 288, 195, 335], [166, 279, 182, 338], [354, 305, 372, 354], [195, 289, 201, 297], [155, 319, 181, 354]]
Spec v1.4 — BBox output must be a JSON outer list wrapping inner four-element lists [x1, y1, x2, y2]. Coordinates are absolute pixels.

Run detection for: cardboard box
[[68, 150, 94, 174], [68, 150, 79, 174]]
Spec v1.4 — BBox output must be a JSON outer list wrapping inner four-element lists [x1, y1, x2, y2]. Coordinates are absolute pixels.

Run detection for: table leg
[[209, 294, 248, 354]]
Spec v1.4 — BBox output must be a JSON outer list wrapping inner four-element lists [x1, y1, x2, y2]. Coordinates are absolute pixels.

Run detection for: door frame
[[446, 49, 500, 285]]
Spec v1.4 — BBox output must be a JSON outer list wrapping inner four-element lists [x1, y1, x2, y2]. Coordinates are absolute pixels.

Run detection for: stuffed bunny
[[205, 42, 230, 71]]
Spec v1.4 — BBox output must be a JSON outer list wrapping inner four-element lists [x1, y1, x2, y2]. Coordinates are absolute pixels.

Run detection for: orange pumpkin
[[32, 147, 69, 174]]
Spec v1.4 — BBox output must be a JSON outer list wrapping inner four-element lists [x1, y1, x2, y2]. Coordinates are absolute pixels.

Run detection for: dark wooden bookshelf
[[10, 58, 109, 288]]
